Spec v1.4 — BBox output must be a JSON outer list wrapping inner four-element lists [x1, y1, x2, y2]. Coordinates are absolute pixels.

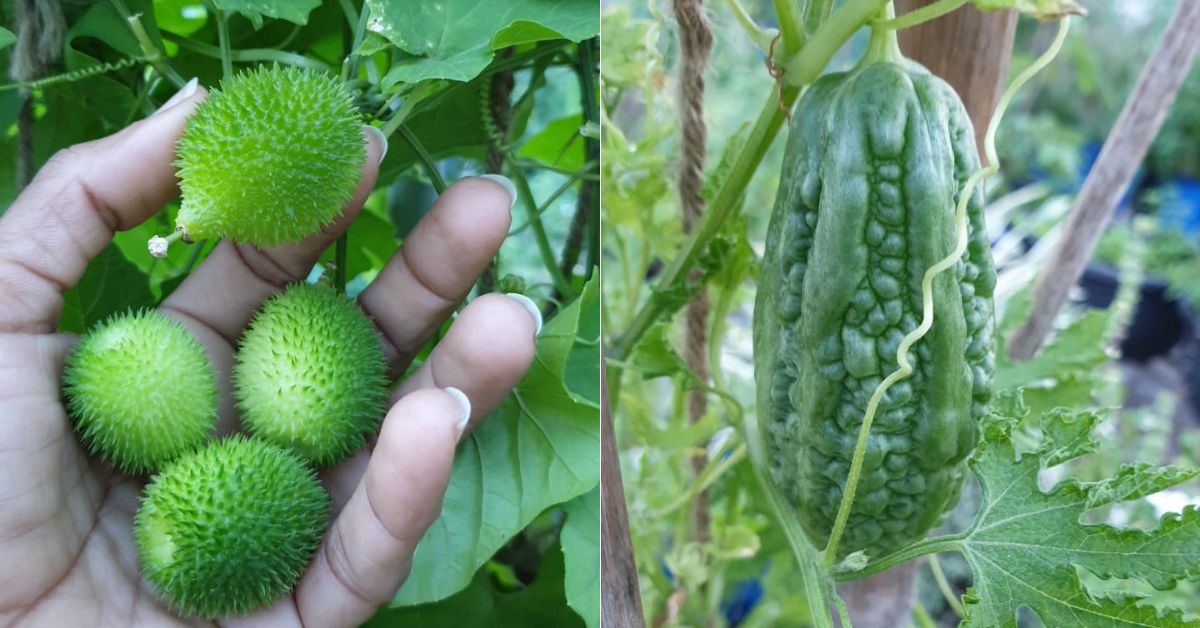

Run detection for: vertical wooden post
[[601, 367, 647, 627], [895, 0, 1019, 160]]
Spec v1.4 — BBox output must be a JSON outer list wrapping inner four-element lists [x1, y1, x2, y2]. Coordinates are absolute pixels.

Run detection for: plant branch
[[784, 0, 890, 84], [162, 33, 332, 72], [507, 160, 576, 296], [930, 553, 965, 617], [875, 0, 967, 31], [395, 124, 447, 193], [213, 4, 233, 80], [740, 397, 837, 628], [834, 535, 965, 581], [724, 0, 778, 50], [609, 85, 797, 363], [773, 0, 807, 53]]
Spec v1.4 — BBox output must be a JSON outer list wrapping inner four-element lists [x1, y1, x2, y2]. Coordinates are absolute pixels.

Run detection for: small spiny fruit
[[233, 282, 389, 466], [134, 436, 329, 618], [63, 309, 217, 474], [151, 65, 365, 257]]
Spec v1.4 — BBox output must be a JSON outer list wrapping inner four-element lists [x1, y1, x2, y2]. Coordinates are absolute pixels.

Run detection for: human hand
[[0, 80, 538, 627]]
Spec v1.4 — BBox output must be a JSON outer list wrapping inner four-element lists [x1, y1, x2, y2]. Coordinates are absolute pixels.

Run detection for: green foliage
[[60, 244, 156, 334], [63, 309, 217, 474], [233, 283, 389, 466], [561, 486, 601, 628], [365, 546, 584, 627], [135, 436, 329, 618], [214, 0, 321, 28], [957, 391, 1200, 627], [175, 65, 365, 246], [393, 276, 600, 607], [369, 0, 599, 85]]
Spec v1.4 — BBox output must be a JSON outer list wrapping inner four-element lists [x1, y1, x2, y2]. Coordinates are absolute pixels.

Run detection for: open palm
[[0, 85, 537, 627]]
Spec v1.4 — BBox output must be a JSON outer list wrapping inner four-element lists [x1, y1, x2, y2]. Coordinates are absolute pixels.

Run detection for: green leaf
[[212, 0, 320, 28], [0, 27, 15, 51], [561, 486, 600, 628], [957, 393, 1200, 627], [628, 321, 689, 381], [393, 276, 601, 605], [518, 114, 585, 171], [371, 0, 599, 84], [563, 275, 600, 404], [60, 244, 155, 334], [366, 546, 584, 626]]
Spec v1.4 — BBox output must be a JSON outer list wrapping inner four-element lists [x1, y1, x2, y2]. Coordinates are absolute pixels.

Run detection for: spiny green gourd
[[154, 65, 364, 255], [63, 309, 217, 474], [134, 436, 329, 618], [233, 283, 389, 466], [753, 28, 995, 559]]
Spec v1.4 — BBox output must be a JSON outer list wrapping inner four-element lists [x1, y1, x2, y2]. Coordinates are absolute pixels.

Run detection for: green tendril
[[0, 56, 149, 92]]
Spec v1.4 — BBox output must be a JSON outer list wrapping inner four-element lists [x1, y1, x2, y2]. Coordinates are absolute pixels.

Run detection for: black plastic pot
[[1078, 263, 1195, 361]]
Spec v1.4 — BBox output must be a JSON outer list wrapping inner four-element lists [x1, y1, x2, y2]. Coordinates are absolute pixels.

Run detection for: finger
[[389, 293, 539, 424], [0, 81, 206, 333], [320, 293, 538, 510], [358, 175, 515, 375], [294, 387, 469, 628], [159, 127, 386, 348]]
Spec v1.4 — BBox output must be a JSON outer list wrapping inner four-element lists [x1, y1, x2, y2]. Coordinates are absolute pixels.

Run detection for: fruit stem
[[149, 231, 184, 258]]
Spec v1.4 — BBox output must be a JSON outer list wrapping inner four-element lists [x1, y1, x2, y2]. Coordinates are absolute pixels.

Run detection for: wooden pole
[[600, 367, 647, 627], [895, 0, 1019, 162], [1008, 0, 1200, 360]]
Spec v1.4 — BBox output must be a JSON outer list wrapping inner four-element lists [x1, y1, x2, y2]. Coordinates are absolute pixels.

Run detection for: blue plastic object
[[721, 578, 765, 626]]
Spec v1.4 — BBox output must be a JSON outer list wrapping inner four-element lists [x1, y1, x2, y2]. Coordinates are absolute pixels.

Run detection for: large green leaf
[[561, 486, 600, 628], [392, 275, 601, 605], [0, 27, 16, 51], [365, 546, 583, 626], [955, 391, 1200, 627], [212, 0, 320, 28], [370, 0, 599, 84], [60, 244, 155, 334]]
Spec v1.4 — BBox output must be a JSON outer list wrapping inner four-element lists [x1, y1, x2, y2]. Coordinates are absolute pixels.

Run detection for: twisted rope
[[673, 0, 714, 543]]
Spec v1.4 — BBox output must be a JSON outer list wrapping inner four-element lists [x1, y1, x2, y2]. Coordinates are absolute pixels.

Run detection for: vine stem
[[740, 400, 839, 628], [930, 553, 965, 617], [213, 4, 233, 81], [874, 0, 967, 31], [162, 33, 332, 72], [608, 0, 889, 368], [396, 125, 448, 193], [834, 534, 964, 581], [820, 16, 1072, 565], [507, 161, 576, 296]]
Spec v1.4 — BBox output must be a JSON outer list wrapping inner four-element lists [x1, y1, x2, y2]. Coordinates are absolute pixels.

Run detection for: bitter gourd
[[753, 31, 995, 559]]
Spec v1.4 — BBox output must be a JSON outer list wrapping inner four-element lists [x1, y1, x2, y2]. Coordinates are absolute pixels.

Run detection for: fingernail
[[362, 125, 389, 166], [476, 174, 517, 210], [505, 293, 543, 336], [444, 387, 472, 436], [156, 77, 198, 113]]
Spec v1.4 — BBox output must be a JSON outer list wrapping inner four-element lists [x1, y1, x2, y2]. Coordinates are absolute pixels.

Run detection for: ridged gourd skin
[[174, 65, 365, 245], [62, 310, 217, 474], [134, 436, 329, 618], [233, 283, 389, 466], [753, 57, 996, 559]]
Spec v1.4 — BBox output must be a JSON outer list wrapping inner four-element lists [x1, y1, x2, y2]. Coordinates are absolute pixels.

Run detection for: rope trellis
[[673, 0, 714, 541]]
